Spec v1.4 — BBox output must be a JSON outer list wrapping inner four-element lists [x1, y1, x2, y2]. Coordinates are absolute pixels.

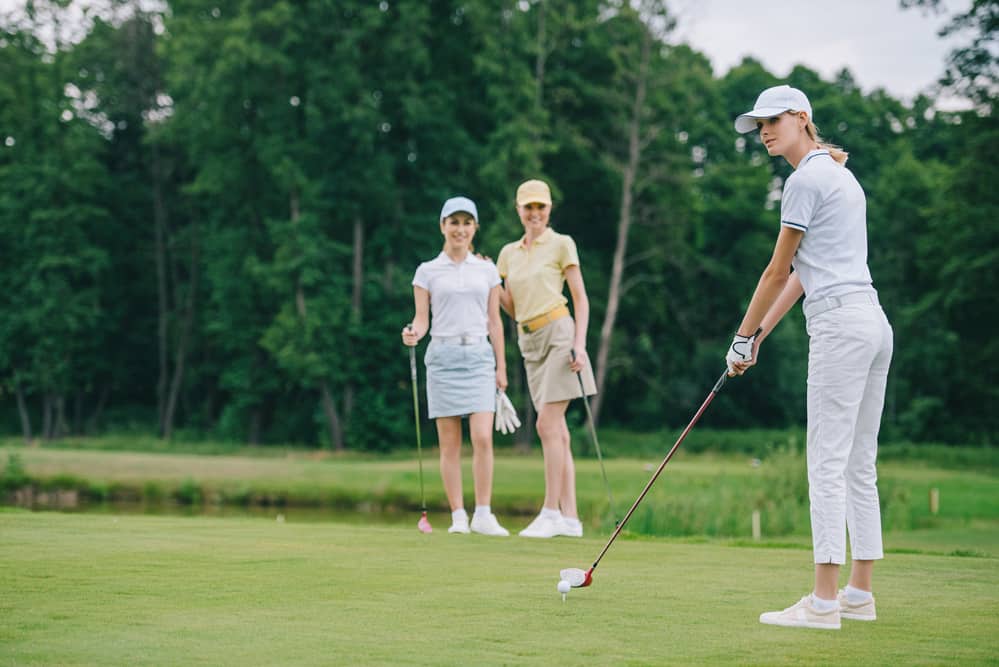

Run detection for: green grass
[[1, 511, 997, 666]]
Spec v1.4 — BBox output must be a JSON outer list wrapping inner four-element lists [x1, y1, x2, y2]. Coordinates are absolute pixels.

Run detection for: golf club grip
[[589, 369, 729, 571]]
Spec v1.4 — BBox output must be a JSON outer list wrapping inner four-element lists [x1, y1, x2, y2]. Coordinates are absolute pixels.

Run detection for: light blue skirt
[[425, 339, 496, 419]]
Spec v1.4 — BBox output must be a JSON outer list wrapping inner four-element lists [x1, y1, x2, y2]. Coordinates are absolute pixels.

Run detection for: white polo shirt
[[412, 252, 501, 338], [781, 149, 875, 305]]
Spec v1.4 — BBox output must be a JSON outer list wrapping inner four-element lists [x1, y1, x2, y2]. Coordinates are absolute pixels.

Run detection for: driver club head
[[560, 568, 593, 588], [417, 511, 433, 534]]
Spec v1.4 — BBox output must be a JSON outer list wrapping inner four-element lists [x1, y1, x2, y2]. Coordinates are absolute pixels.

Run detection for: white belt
[[433, 335, 487, 345], [803, 291, 880, 319]]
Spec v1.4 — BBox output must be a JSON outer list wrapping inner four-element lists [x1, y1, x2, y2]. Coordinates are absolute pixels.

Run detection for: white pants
[[805, 296, 893, 564]]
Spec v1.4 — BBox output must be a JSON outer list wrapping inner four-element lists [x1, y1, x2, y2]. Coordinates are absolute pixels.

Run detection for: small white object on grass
[[557, 579, 570, 602]]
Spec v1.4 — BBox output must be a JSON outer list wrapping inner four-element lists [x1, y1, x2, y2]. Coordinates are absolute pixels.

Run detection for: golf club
[[560, 369, 729, 588], [571, 350, 616, 523], [408, 335, 433, 534]]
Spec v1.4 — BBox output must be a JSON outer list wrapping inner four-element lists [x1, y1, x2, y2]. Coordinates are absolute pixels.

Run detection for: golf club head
[[560, 567, 592, 588], [417, 511, 433, 534]]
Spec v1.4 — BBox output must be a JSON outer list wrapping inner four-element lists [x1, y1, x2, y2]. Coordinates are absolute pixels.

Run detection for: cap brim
[[733, 106, 792, 133], [441, 208, 477, 220], [516, 197, 552, 207]]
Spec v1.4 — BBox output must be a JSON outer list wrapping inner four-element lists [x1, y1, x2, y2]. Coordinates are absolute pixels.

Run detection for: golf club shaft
[[409, 346, 427, 510], [571, 352, 615, 518], [588, 369, 729, 574]]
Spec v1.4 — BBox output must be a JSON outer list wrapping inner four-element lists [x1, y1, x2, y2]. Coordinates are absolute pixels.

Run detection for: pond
[[3, 492, 422, 526]]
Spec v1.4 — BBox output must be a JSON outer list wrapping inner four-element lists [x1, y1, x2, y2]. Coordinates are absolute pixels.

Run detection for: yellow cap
[[516, 179, 552, 207]]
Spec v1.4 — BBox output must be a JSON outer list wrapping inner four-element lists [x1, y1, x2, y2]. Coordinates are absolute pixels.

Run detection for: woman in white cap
[[726, 85, 893, 629], [496, 179, 596, 538], [401, 196, 510, 536]]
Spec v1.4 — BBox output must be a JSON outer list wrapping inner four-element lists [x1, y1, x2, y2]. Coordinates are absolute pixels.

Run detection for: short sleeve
[[412, 262, 429, 290], [486, 262, 501, 288], [495, 246, 510, 279], [558, 234, 580, 270], [780, 173, 821, 232]]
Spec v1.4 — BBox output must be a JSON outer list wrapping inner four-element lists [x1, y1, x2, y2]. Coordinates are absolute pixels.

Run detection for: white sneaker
[[558, 516, 583, 537], [759, 595, 841, 630], [448, 515, 470, 534], [470, 513, 510, 537], [518, 513, 562, 538], [838, 589, 877, 621]]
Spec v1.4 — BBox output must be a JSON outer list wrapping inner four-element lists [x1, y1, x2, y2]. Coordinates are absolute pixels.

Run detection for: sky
[[670, 0, 970, 106], [0, 0, 970, 106]]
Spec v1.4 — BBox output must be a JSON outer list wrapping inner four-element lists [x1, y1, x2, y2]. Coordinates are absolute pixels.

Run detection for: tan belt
[[520, 305, 570, 333]]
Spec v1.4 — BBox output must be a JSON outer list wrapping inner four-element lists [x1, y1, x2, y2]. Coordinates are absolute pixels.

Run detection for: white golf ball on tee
[[557, 580, 571, 594]]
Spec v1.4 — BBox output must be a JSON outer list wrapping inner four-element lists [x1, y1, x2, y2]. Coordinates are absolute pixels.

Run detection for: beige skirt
[[517, 315, 597, 409]]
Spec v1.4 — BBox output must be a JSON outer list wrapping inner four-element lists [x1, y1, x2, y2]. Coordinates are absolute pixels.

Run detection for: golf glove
[[495, 391, 521, 435], [726, 327, 762, 373]]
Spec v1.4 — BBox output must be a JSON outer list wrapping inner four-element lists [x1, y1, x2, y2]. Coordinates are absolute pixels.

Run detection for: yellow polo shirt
[[496, 227, 580, 324]]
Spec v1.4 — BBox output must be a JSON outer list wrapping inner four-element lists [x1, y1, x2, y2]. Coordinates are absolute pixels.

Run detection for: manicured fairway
[[2, 511, 997, 666]]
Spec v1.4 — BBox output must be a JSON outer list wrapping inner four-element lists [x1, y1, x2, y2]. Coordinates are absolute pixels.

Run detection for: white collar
[[801, 149, 831, 166]]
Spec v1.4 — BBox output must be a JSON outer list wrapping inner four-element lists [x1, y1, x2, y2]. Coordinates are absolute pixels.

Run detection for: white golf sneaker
[[448, 515, 470, 534], [759, 595, 841, 630], [838, 589, 877, 621], [470, 513, 510, 537], [518, 513, 562, 538], [558, 516, 583, 537]]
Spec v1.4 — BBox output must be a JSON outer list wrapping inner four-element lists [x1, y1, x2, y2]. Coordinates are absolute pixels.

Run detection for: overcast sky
[[671, 0, 969, 105], [0, 0, 970, 105]]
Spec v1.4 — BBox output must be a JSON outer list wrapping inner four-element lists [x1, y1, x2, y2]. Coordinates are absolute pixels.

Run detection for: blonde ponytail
[[805, 119, 849, 165]]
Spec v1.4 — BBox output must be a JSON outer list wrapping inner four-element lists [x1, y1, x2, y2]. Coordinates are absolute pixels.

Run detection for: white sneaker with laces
[[838, 589, 877, 621], [559, 516, 583, 537], [518, 513, 562, 538], [759, 595, 841, 630], [448, 515, 470, 534], [470, 513, 509, 536]]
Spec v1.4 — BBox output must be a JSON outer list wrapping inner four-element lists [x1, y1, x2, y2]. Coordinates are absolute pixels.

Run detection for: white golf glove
[[726, 327, 762, 374], [494, 391, 521, 435]]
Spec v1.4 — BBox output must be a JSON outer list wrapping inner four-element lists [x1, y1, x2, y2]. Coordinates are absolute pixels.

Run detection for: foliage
[[0, 1, 996, 447]]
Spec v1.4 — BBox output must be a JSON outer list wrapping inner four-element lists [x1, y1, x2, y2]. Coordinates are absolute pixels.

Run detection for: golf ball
[[557, 580, 571, 594]]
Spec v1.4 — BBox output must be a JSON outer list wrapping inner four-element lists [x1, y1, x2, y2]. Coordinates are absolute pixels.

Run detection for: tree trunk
[[86, 385, 110, 435], [54, 395, 68, 438], [42, 394, 53, 440], [152, 144, 170, 436], [591, 29, 651, 425], [343, 215, 364, 431], [15, 384, 32, 443], [534, 0, 547, 115], [162, 228, 199, 441], [72, 390, 83, 435], [320, 381, 344, 452], [290, 189, 344, 450]]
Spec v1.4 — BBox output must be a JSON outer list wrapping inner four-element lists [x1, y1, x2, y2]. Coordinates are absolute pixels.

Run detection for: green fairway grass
[[1, 511, 997, 666]]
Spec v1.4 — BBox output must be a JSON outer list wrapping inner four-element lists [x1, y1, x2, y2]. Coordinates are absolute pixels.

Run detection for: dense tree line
[[1, 0, 995, 448]]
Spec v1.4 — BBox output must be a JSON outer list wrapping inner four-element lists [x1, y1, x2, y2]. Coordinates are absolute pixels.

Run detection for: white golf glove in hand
[[726, 327, 762, 374], [494, 391, 521, 435]]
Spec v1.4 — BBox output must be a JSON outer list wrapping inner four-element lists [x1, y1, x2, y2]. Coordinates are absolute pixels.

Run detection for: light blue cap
[[440, 196, 478, 222]]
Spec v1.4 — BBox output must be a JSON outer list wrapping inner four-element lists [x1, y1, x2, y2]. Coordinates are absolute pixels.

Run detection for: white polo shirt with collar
[[412, 252, 501, 338], [781, 149, 875, 306]]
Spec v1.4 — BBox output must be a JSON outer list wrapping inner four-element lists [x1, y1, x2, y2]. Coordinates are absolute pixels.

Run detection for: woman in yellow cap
[[496, 179, 596, 538]]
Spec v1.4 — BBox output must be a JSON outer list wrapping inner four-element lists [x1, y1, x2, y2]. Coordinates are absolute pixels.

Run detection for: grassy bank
[[3, 441, 998, 555], [1, 512, 997, 666]]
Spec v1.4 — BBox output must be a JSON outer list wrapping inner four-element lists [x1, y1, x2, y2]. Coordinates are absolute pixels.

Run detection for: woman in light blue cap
[[726, 85, 893, 630], [401, 196, 511, 536]]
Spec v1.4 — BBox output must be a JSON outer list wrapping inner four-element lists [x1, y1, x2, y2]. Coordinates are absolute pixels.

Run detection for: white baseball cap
[[734, 85, 813, 134], [439, 196, 478, 221]]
